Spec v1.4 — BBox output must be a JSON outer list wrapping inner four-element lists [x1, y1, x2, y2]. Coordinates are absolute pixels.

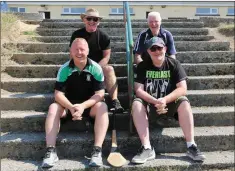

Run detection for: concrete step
[[5, 41, 229, 53], [1, 106, 234, 132], [40, 21, 204, 28], [34, 35, 214, 43], [1, 150, 234, 171], [1, 151, 234, 171], [1, 90, 234, 110], [1, 75, 234, 93], [1, 126, 234, 159], [36, 28, 209, 36], [4, 63, 234, 78], [4, 150, 235, 171], [42, 19, 202, 22], [10, 51, 234, 65]]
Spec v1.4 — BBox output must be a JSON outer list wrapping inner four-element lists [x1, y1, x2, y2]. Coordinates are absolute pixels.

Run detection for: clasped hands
[[154, 98, 168, 114], [69, 104, 85, 121]]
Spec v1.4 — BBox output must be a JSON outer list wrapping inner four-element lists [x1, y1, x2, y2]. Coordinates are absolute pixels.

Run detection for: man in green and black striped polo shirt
[[41, 38, 109, 168]]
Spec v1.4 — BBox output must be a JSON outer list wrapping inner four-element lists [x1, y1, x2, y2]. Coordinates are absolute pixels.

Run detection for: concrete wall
[[7, 4, 234, 19]]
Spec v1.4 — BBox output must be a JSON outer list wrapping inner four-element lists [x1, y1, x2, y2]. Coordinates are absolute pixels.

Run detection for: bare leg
[[90, 102, 109, 147], [178, 101, 194, 142], [45, 102, 66, 147], [132, 101, 150, 146], [102, 65, 118, 100]]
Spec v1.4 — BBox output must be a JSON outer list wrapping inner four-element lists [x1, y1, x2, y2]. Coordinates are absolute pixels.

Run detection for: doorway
[[39, 11, 50, 19]]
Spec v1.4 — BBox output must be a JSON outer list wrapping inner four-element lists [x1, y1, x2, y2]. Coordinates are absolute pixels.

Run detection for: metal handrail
[[123, 1, 134, 133]]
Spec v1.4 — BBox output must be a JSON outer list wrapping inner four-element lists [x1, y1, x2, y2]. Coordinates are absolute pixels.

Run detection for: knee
[[131, 100, 142, 116], [47, 103, 63, 118], [178, 100, 191, 113], [103, 65, 114, 75], [93, 102, 108, 115]]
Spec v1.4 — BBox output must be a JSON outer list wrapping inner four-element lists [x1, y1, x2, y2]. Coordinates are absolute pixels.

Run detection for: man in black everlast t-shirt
[[131, 37, 206, 164], [69, 8, 124, 113]]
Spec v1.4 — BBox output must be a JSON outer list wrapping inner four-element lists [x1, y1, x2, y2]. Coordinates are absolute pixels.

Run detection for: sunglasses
[[86, 17, 99, 22], [149, 46, 164, 52]]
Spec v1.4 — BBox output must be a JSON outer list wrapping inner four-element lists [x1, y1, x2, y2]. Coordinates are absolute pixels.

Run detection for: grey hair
[[147, 12, 162, 21]]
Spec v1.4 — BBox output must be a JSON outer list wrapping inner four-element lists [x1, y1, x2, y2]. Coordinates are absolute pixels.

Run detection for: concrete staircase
[[1, 18, 234, 170]]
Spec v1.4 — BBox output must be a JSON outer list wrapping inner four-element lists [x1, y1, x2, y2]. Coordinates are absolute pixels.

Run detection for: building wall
[[7, 4, 234, 19]]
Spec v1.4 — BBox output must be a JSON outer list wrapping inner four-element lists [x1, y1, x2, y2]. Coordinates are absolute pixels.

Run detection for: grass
[[23, 31, 38, 36], [218, 24, 234, 37], [1, 13, 18, 33]]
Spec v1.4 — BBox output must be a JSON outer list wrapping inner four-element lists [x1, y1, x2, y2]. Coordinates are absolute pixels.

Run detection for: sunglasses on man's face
[[149, 46, 164, 52], [86, 17, 99, 22]]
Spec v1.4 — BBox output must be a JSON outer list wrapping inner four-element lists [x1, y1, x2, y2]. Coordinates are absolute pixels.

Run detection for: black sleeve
[[99, 31, 111, 50], [134, 62, 145, 84], [55, 81, 66, 92], [93, 79, 105, 91], [173, 60, 187, 83], [69, 31, 76, 47]]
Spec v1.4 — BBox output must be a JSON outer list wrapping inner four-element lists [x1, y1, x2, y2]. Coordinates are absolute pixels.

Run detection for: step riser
[[2, 77, 233, 93], [35, 35, 214, 43], [1, 93, 234, 111], [10, 42, 229, 53], [42, 19, 202, 22], [36, 28, 209, 36], [5, 64, 234, 78], [1, 134, 233, 159], [11, 52, 235, 64], [40, 22, 204, 28], [1, 111, 234, 132]]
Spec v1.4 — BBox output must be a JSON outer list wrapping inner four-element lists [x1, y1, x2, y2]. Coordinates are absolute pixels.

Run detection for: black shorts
[[60, 107, 94, 125], [133, 96, 189, 123]]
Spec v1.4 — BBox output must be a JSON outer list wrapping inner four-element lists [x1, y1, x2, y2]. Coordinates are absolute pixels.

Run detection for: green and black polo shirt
[[55, 58, 104, 104]]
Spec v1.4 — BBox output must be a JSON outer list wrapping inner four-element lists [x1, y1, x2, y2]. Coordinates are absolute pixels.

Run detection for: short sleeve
[[134, 62, 146, 84], [99, 30, 111, 50], [173, 60, 187, 83], [55, 63, 70, 92]]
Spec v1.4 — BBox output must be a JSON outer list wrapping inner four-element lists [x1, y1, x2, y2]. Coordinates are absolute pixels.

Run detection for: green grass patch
[[1, 13, 18, 32], [218, 24, 234, 37], [23, 31, 38, 36]]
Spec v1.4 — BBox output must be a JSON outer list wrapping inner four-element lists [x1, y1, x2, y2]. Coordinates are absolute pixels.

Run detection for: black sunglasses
[[150, 46, 164, 52], [86, 17, 99, 22]]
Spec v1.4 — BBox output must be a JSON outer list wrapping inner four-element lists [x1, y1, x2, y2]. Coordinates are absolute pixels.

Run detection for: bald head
[[71, 38, 88, 49], [70, 38, 89, 61]]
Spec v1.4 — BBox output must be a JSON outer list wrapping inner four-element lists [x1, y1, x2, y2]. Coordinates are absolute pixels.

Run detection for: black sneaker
[[186, 144, 206, 161], [112, 99, 124, 113], [131, 146, 155, 164], [89, 146, 103, 167], [41, 147, 59, 168]]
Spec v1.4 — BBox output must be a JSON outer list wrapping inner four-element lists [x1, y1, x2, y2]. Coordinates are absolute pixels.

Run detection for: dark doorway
[[146, 11, 151, 18], [44, 12, 50, 19]]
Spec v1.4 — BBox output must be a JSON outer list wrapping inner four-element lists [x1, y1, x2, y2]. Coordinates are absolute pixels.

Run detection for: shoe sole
[[41, 157, 59, 168], [186, 153, 206, 161], [89, 163, 103, 167], [131, 154, 156, 164]]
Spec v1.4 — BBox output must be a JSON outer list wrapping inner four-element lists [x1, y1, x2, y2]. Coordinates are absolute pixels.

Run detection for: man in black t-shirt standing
[[69, 8, 124, 113], [131, 37, 205, 164]]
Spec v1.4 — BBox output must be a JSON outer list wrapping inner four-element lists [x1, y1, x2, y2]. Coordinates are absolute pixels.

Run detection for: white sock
[[143, 144, 152, 150], [187, 141, 197, 148]]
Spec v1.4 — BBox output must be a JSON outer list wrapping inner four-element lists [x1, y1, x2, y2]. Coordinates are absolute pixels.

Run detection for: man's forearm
[[55, 91, 73, 110], [136, 89, 157, 105], [81, 91, 105, 109], [134, 54, 143, 64], [164, 87, 186, 104], [99, 57, 110, 67]]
